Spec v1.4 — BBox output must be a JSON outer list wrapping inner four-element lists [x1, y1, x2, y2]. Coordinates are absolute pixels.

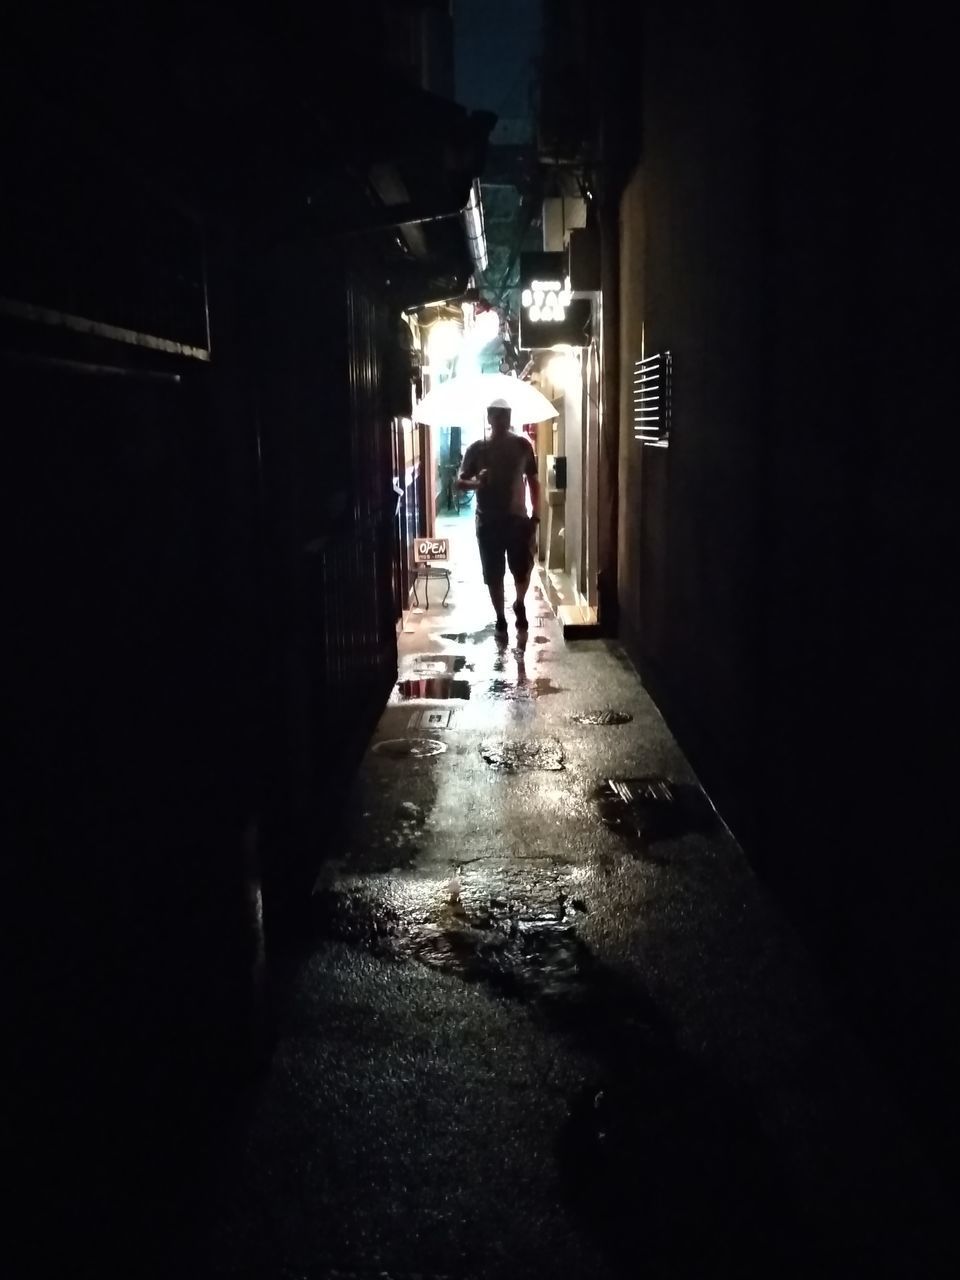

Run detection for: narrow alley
[[201, 541, 952, 1278], [5, 5, 958, 1278]]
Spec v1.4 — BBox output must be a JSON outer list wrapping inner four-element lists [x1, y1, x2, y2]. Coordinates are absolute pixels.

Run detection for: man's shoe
[[513, 602, 528, 630], [495, 615, 509, 635]]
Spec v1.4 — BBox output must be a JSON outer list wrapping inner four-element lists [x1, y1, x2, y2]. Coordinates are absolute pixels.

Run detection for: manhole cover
[[372, 738, 447, 759], [570, 710, 634, 725], [408, 708, 454, 730], [480, 738, 564, 771]]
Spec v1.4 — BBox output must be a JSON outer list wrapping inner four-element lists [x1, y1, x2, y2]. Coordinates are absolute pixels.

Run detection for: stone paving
[[205, 522, 955, 1279]]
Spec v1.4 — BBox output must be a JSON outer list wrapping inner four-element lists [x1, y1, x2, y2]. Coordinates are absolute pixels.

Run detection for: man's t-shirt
[[461, 433, 537, 523]]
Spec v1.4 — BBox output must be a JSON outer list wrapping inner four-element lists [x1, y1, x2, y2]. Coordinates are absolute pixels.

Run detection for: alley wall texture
[[616, 1, 958, 1166]]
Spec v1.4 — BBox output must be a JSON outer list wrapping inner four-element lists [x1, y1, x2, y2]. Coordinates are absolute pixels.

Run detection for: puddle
[[480, 738, 565, 771], [570, 710, 634, 725], [594, 776, 715, 846], [306, 868, 807, 1271], [396, 677, 471, 700], [306, 861, 855, 1277], [408, 654, 468, 675], [440, 628, 497, 644], [485, 676, 564, 700], [371, 738, 448, 759], [310, 874, 599, 1010]]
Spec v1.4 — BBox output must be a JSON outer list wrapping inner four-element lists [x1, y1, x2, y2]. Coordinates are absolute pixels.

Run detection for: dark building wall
[[618, 4, 766, 844], [248, 241, 399, 927], [2, 11, 417, 1232], [618, 1, 958, 1160]]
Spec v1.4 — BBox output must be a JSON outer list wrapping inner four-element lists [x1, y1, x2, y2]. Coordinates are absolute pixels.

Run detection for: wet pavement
[[205, 525, 956, 1279]]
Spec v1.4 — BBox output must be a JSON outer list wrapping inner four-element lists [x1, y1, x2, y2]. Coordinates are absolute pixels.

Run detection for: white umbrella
[[414, 372, 558, 427]]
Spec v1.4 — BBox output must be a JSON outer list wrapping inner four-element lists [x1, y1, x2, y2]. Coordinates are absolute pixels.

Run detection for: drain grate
[[479, 737, 564, 771], [595, 776, 715, 844], [372, 738, 447, 759], [570, 710, 634, 725], [607, 777, 674, 806]]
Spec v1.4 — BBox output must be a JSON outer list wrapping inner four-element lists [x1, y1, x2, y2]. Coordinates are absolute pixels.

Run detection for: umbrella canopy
[[413, 372, 558, 427]]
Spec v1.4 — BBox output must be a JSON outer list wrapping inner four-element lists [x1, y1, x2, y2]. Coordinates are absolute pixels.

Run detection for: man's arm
[[457, 443, 485, 492], [523, 443, 541, 520], [527, 472, 542, 520]]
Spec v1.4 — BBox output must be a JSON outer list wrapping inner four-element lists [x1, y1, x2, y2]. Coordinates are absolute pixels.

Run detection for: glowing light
[[533, 288, 545, 306], [530, 304, 542, 321], [472, 308, 500, 344], [545, 352, 580, 391], [521, 289, 533, 307], [428, 320, 463, 363]]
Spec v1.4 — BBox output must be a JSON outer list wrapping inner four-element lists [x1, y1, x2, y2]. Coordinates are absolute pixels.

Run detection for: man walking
[[457, 398, 541, 634]]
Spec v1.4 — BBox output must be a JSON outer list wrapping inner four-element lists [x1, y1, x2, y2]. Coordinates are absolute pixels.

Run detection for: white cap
[[487, 397, 511, 409]]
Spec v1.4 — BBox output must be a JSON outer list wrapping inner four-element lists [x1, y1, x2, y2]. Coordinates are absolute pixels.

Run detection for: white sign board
[[414, 537, 449, 563]]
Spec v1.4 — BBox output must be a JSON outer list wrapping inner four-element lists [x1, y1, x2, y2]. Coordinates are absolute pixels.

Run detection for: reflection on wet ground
[[308, 871, 809, 1276], [409, 653, 469, 674], [440, 628, 495, 644], [487, 675, 564, 699], [479, 738, 565, 771], [396, 629, 564, 705], [396, 677, 472, 700], [311, 872, 582, 1001], [212, 548, 956, 1280]]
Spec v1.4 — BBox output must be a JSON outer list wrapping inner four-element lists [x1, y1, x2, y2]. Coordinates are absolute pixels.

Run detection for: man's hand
[[528, 514, 540, 552], [456, 468, 488, 493]]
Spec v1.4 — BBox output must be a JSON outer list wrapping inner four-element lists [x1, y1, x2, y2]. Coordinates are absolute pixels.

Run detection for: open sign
[[414, 537, 449, 562]]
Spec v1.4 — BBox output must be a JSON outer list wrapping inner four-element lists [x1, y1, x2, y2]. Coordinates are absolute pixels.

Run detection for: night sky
[[453, 0, 542, 144]]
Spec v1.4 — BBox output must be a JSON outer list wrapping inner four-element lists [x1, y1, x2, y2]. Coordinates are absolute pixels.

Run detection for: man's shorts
[[476, 514, 534, 585]]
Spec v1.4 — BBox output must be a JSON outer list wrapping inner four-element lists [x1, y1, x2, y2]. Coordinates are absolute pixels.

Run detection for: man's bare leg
[[513, 572, 530, 629], [489, 578, 507, 632]]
